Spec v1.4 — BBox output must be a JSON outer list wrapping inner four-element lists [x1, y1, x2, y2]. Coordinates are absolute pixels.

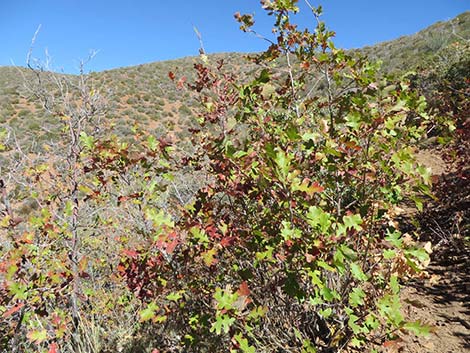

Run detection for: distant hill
[[355, 11, 470, 72], [0, 12, 469, 151]]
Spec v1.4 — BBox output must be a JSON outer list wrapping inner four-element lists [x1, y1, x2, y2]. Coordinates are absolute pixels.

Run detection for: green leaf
[[383, 249, 396, 259], [214, 287, 238, 310], [190, 226, 209, 246], [319, 307, 332, 318], [234, 333, 256, 353], [403, 321, 431, 336], [365, 314, 380, 331], [321, 286, 339, 302], [65, 200, 74, 217], [275, 149, 291, 180], [202, 248, 218, 267], [350, 262, 368, 281], [256, 69, 271, 84], [349, 287, 366, 307], [339, 245, 357, 260], [350, 337, 365, 347], [27, 329, 48, 344], [247, 306, 268, 321], [79, 131, 94, 149], [233, 150, 248, 159], [210, 314, 235, 334], [390, 275, 400, 294], [166, 291, 184, 302], [139, 302, 159, 322], [348, 314, 362, 334], [343, 214, 363, 231], [281, 221, 302, 240], [286, 125, 300, 141], [308, 269, 324, 288], [146, 208, 174, 237], [9, 282, 28, 300], [147, 135, 158, 151], [386, 230, 403, 248], [317, 261, 335, 272], [307, 206, 331, 232], [345, 111, 362, 130], [405, 247, 430, 263], [378, 292, 403, 327]]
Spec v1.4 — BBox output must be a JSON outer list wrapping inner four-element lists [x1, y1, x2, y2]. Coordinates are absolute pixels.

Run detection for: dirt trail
[[390, 148, 470, 353], [399, 248, 469, 353]]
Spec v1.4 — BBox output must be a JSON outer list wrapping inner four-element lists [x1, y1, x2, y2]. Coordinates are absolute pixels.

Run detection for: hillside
[[0, 12, 469, 150], [357, 11, 470, 72]]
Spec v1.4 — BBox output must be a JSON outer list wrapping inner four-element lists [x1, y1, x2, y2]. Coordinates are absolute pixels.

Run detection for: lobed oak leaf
[[310, 181, 324, 192], [220, 236, 235, 247], [202, 248, 218, 267], [237, 281, 250, 297], [27, 329, 48, 344]]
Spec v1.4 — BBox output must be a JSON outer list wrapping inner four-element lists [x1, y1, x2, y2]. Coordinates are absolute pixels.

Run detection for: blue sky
[[1, 0, 468, 73]]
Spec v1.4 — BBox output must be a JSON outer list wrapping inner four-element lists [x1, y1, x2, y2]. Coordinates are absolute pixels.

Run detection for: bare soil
[[385, 147, 470, 353]]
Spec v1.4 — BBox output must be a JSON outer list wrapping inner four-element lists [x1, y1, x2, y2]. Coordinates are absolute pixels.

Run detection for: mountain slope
[[0, 12, 469, 149], [357, 11, 470, 72]]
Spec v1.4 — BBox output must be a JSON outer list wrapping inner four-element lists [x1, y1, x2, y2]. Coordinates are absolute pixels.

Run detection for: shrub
[[118, 1, 433, 352], [0, 1, 435, 352]]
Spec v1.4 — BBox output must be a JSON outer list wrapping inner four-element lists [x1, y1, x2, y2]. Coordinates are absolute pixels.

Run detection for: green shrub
[[0, 2, 437, 352], [117, 2, 433, 351]]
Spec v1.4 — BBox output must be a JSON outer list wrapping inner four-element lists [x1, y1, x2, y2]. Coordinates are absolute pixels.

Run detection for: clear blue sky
[[1, 0, 468, 73]]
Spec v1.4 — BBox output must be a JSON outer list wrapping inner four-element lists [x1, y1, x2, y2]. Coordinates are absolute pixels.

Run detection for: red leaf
[[122, 249, 139, 259], [237, 281, 250, 296], [205, 224, 220, 240], [48, 342, 58, 353], [166, 238, 179, 254], [383, 337, 404, 353], [2, 303, 24, 318], [220, 236, 235, 247], [310, 181, 324, 193], [177, 76, 187, 89], [168, 71, 176, 81]]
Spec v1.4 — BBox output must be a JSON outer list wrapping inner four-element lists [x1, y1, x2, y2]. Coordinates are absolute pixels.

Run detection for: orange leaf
[[2, 303, 24, 318]]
